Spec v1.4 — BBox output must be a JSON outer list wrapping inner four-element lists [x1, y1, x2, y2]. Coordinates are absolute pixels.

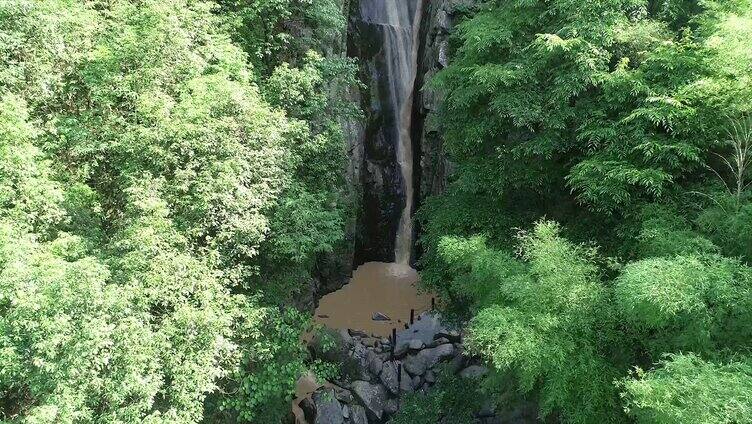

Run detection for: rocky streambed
[[301, 313, 503, 424], [293, 262, 539, 424]]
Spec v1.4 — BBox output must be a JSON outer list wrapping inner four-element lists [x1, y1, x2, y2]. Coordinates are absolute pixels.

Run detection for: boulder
[[436, 329, 461, 343], [424, 370, 437, 384], [350, 405, 369, 424], [342, 404, 350, 420], [372, 312, 391, 321], [403, 353, 428, 376], [338, 328, 353, 345], [311, 389, 344, 424], [333, 385, 354, 404], [428, 337, 450, 348], [385, 398, 399, 416], [310, 328, 350, 363], [449, 353, 466, 374], [368, 352, 384, 376], [351, 381, 388, 421], [400, 368, 414, 394], [393, 343, 409, 359], [477, 400, 495, 418], [300, 397, 316, 423], [420, 343, 455, 369], [412, 375, 422, 390], [380, 361, 400, 395], [408, 339, 425, 351], [351, 343, 372, 381], [349, 329, 369, 338]]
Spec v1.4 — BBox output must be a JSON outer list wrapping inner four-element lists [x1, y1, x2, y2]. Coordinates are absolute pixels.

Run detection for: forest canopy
[[0, 0, 353, 422], [419, 0, 752, 422]]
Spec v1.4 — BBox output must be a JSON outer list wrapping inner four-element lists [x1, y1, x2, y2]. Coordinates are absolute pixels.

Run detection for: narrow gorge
[[292, 1, 515, 423]]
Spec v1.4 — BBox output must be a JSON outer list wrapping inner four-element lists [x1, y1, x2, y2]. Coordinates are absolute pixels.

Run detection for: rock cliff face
[[345, 0, 476, 266]]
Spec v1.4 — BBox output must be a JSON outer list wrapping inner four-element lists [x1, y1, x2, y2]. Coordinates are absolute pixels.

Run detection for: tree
[[0, 0, 354, 422]]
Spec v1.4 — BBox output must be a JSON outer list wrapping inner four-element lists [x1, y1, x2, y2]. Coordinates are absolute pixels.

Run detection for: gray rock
[[395, 312, 444, 349], [428, 337, 450, 348], [351, 343, 371, 381], [421, 343, 455, 369], [425, 370, 437, 384], [368, 353, 384, 376], [351, 381, 388, 421], [333, 386, 353, 404], [311, 389, 344, 424], [408, 339, 425, 351], [385, 398, 399, 416], [350, 405, 368, 424], [380, 361, 400, 395], [437, 329, 461, 343], [403, 353, 428, 376], [460, 365, 489, 379], [338, 328, 353, 345], [438, 40, 450, 68], [400, 368, 414, 394], [477, 400, 495, 418], [300, 397, 316, 423], [349, 329, 368, 338], [372, 312, 391, 321], [412, 375, 422, 390], [449, 353, 466, 374], [393, 343, 409, 359], [437, 10, 451, 32], [342, 404, 350, 419]]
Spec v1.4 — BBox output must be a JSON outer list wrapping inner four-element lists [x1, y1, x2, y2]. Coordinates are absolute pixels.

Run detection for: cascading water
[[359, 0, 424, 264]]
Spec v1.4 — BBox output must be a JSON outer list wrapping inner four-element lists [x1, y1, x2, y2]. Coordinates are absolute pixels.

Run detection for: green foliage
[[216, 0, 346, 74], [453, 222, 623, 424], [217, 307, 307, 423], [428, 219, 752, 423], [0, 0, 353, 422], [631, 204, 719, 258], [390, 368, 487, 424], [427, 0, 752, 236], [421, 2, 752, 421], [621, 354, 752, 424], [697, 193, 752, 262], [0, 95, 64, 234]]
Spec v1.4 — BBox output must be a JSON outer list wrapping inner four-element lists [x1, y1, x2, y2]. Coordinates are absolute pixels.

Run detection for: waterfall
[[360, 0, 424, 265]]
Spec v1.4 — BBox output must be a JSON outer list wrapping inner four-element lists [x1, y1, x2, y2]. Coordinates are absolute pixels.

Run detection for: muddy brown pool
[[314, 262, 433, 337], [293, 262, 434, 423]]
